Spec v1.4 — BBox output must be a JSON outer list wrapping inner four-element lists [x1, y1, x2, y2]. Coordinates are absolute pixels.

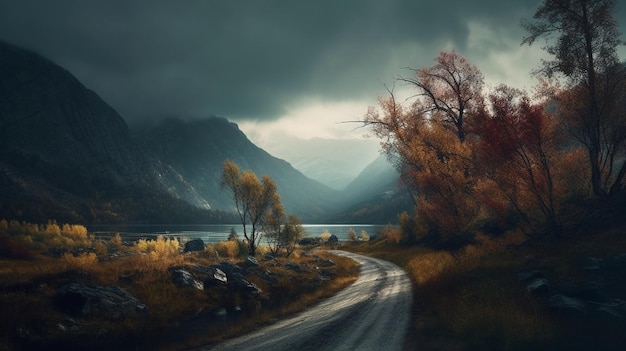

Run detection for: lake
[[88, 223, 387, 243]]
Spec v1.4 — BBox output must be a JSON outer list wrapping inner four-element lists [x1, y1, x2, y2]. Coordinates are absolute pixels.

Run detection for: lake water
[[88, 223, 387, 243]]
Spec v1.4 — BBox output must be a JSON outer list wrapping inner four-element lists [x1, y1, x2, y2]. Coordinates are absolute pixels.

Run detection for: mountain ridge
[[0, 40, 410, 224]]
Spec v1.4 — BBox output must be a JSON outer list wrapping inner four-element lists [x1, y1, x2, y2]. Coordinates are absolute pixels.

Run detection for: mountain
[[0, 40, 407, 225], [0, 40, 213, 223], [134, 117, 342, 222], [332, 155, 414, 223]]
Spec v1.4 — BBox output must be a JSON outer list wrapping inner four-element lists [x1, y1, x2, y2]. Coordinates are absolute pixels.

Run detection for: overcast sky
[[1, 0, 625, 172]]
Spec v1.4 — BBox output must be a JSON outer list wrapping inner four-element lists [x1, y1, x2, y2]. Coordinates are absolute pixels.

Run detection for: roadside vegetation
[[341, 2, 626, 349], [0, 219, 359, 351], [345, 210, 626, 350]]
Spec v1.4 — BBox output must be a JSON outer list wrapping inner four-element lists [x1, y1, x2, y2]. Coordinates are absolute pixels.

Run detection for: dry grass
[[344, 224, 626, 351], [0, 221, 359, 351]]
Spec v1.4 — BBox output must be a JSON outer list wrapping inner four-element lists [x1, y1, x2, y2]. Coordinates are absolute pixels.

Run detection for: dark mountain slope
[[0, 40, 210, 223], [135, 117, 342, 222]]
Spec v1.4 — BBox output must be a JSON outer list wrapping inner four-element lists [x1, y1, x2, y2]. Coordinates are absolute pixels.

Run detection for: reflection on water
[[88, 224, 386, 243]]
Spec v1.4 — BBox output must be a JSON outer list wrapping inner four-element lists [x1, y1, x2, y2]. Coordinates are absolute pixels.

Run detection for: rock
[[238, 279, 263, 294], [545, 294, 588, 315], [592, 299, 626, 319], [171, 269, 204, 290], [184, 238, 205, 253], [299, 237, 320, 246], [527, 278, 552, 294], [517, 270, 546, 283], [327, 234, 339, 245], [320, 259, 335, 267], [214, 308, 228, 318], [214, 261, 244, 283], [193, 266, 227, 286], [245, 256, 259, 267], [263, 253, 275, 261], [54, 283, 148, 319]]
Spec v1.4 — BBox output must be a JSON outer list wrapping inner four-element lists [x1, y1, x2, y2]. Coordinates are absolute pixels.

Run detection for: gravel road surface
[[201, 250, 413, 351]]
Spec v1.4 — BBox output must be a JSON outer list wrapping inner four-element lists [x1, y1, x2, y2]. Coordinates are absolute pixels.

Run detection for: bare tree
[[400, 50, 484, 142]]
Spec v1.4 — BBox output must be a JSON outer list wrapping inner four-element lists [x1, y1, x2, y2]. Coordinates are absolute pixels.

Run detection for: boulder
[[238, 279, 263, 295], [245, 256, 259, 267], [316, 258, 335, 267], [184, 238, 205, 253], [193, 266, 228, 286], [517, 270, 546, 283], [171, 269, 204, 290], [545, 294, 588, 315], [527, 278, 552, 295], [327, 234, 339, 245], [214, 261, 243, 279], [54, 283, 148, 319], [299, 237, 320, 246]]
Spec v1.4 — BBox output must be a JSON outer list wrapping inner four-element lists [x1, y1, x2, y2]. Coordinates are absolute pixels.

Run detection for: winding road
[[202, 251, 413, 351]]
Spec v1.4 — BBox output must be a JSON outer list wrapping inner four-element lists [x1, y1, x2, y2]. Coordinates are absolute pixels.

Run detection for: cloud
[[1, 0, 624, 128]]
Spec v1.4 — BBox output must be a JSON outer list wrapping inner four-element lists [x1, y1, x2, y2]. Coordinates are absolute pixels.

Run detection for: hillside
[[0, 40, 409, 224], [134, 117, 342, 222], [0, 40, 211, 223]]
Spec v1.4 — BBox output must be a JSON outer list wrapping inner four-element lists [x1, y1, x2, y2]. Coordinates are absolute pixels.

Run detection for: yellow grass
[[0, 220, 360, 351]]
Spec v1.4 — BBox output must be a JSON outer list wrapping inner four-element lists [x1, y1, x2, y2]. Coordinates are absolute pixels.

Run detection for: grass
[[0, 221, 359, 351], [344, 224, 626, 351]]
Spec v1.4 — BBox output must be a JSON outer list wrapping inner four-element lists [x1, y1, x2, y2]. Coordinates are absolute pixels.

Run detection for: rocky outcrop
[[171, 269, 204, 290], [520, 253, 626, 321]]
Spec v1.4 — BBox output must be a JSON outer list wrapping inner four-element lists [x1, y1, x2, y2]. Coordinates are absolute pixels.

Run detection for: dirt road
[[201, 251, 413, 351]]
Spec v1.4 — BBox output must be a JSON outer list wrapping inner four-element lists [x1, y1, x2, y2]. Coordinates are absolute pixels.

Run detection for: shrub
[[348, 228, 357, 241], [380, 224, 403, 244], [360, 230, 370, 242], [133, 235, 180, 257], [212, 240, 240, 258], [94, 240, 108, 257], [406, 251, 456, 285], [0, 232, 34, 259], [320, 230, 331, 242], [61, 252, 98, 270], [109, 233, 124, 251]]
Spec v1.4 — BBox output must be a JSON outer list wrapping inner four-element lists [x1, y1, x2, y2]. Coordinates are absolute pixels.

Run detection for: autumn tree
[[400, 50, 484, 142], [474, 85, 570, 235], [221, 160, 279, 256], [264, 203, 305, 257], [364, 51, 484, 242], [522, 0, 626, 198]]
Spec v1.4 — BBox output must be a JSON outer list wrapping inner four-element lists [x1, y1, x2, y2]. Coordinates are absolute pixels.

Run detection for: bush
[[320, 230, 332, 242], [406, 251, 456, 285], [133, 235, 181, 263], [61, 252, 98, 270], [348, 228, 357, 241], [360, 230, 370, 242], [380, 224, 403, 244]]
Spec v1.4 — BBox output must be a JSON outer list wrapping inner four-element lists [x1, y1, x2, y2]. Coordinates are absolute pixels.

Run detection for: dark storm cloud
[[1, 0, 614, 122]]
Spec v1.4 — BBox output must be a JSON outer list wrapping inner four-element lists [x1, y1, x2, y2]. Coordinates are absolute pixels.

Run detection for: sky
[[1, 0, 625, 183]]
